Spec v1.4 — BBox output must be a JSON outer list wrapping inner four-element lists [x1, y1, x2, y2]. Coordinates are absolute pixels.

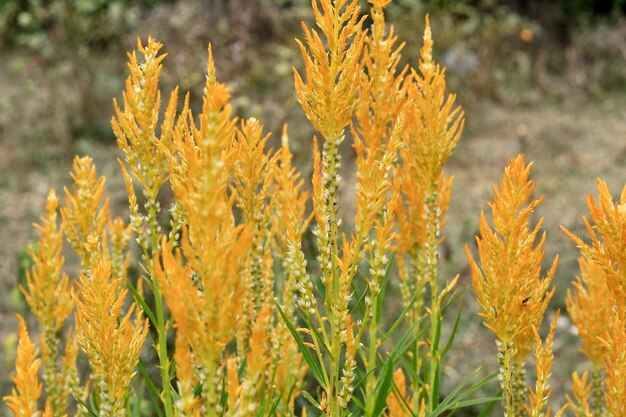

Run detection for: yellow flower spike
[[61, 155, 110, 266], [156, 226, 251, 412], [293, 0, 365, 140], [563, 180, 626, 314], [404, 17, 464, 192], [75, 255, 149, 417], [562, 179, 626, 415], [465, 155, 558, 416], [23, 189, 74, 333], [527, 312, 559, 417], [398, 19, 462, 406], [174, 333, 200, 417], [112, 37, 173, 198], [274, 125, 313, 320], [566, 257, 611, 413], [600, 311, 626, 417], [294, 6, 366, 380], [566, 372, 594, 417], [231, 118, 279, 350], [4, 315, 43, 417], [386, 369, 413, 417], [162, 45, 259, 386], [353, 21, 405, 401], [338, 315, 357, 409], [22, 189, 75, 415]]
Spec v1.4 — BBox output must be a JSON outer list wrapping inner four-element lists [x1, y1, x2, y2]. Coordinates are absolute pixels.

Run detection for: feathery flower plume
[[397, 16, 463, 412], [113, 37, 175, 248], [562, 179, 626, 416], [75, 254, 149, 417], [566, 258, 611, 414], [566, 372, 594, 417], [112, 37, 185, 415], [274, 125, 313, 320], [404, 16, 464, 191], [155, 47, 252, 413], [61, 155, 110, 266], [22, 190, 76, 414], [351, 1, 407, 412], [465, 155, 558, 416], [294, 0, 364, 287], [4, 315, 43, 417], [293, 1, 366, 413], [231, 118, 279, 353], [527, 313, 567, 417]]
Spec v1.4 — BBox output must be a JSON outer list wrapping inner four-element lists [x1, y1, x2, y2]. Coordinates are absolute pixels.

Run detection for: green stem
[[512, 358, 527, 417], [425, 190, 441, 413], [591, 363, 605, 416], [496, 339, 515, 417], [365, 304, 380, 417], [147, 194, 174, 417]]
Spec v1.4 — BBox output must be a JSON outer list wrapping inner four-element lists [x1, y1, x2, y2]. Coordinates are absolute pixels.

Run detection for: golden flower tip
[[465, 155, 557, 358], [4, 315, 43, 417]]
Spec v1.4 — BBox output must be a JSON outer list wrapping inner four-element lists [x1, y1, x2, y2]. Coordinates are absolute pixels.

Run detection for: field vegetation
[[1, 1, 626, 416]]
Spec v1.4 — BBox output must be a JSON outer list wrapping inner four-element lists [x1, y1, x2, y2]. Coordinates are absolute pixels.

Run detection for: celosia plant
[[465, 155, 564, 417], [7, 1, 626, 416], [562, 180, 626, 417]]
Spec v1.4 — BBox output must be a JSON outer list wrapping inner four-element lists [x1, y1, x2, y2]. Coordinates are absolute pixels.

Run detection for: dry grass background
[[1, 1, 626, 413]]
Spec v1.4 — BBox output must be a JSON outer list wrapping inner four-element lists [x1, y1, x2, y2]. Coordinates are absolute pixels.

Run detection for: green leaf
[[382, 291, 422, 342], [372, 354, 395, 417], [428, 369, 499, 417], [299, 309, 330, 355], [302, 391, 324, 412], [375, 252, 396, 324], [137, 356, 164, 417], [476, 392, 500, 417], [441, 307, 462, 360], [126, 278, 157, 326], [276, 302, 327, 388], [74, 391, 99, 417]]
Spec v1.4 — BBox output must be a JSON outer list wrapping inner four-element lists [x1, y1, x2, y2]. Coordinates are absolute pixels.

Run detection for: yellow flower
[[75, 255, 149, 417], [23, 189, 73, 334], [386, 370, 413, 417], [566, 371, 594, 417], [566, 257, 611, 364], [403, 16, 464, 191], [293, 0, 365, 140], [601, 311, 626, 417], [61, 156, 110, 266], [4, 315, 42, 417], [465, 155, 558, 416], [22, 190, 76, 414], [466, 155, 557, 358]]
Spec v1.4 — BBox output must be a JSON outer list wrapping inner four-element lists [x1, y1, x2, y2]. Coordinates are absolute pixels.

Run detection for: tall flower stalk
[[292, 0, 366, 414], [112, 37, 178, 416], [21, 190, 76, 415], [563, 180, 626, 417], [465, 155, 562, 417]]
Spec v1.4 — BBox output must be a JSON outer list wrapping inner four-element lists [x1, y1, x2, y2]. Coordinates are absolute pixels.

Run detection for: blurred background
[[1, 0, 625, 414]]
